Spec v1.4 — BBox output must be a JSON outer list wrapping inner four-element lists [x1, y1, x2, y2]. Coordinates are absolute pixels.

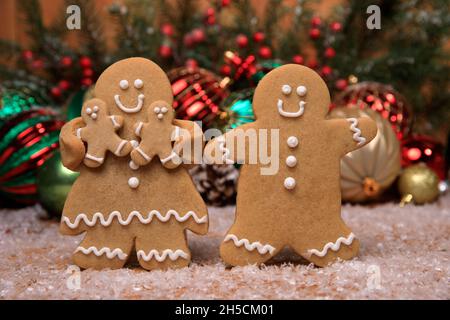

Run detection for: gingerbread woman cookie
[[59, 58, 207, 270], [78, 99, 132, 167], [205, 64, 377, 267]]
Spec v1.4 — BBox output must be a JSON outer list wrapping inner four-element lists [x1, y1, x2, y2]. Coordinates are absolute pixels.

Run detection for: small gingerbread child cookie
[[131, 101, 182, 169], [78, 99, 132, 167], [205, 64, 378, 267]]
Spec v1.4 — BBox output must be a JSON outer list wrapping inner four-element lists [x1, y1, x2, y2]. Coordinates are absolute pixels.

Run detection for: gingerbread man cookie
[[59, 58, 207, 270], [205, 64, 377, 267], [131, 101, 182, 169], [78, 99, 132, 167]]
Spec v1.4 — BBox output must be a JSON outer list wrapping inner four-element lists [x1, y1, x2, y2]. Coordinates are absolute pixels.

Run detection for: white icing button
[[129, 160, 139, 170], [154, 107, 161, 113], [91, 113, 97, 119], [134, 79, 143, 89], [93, 106, 99, 112], [287, 136, 299, 148], [128, 177, 139, 189], [86, 107, 92, 115], [284, 177, 296, 190], [161, 106, 168, 113], [281, 84, 292, 95], [286, 155, 297, 167], [119, 80, 129, 89], [296, 85, 307, 96], [157, 113, 164, 119], [130, 140, 139, 148]]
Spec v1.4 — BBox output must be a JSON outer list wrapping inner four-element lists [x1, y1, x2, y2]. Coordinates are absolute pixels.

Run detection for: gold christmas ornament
[[398, 163, 440, 206], [329, 107, 401, 202]]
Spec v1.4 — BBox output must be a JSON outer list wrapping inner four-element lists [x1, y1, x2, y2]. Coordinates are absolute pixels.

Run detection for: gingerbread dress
[[59, 58, 207, 270], [205, 64, 377, 267]]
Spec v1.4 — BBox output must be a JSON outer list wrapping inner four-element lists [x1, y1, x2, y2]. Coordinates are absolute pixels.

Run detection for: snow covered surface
[[0, 195, 449, 299]]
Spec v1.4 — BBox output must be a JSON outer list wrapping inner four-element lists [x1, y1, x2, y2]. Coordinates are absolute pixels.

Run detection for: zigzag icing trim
[[224, 234, 275, 255], [217, 136, 234, 164], [75, 246, 128, 260], [346, 118, 366, 146], [137, 249, 189, 262], [307, 233, 355, 257], [62, 210, 207, 229]]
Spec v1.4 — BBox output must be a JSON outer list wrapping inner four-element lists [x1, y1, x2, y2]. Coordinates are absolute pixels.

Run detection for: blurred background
[[0, 0, 449, 213]]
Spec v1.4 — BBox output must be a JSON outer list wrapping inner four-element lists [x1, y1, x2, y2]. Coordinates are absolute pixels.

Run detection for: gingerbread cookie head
[[94, 57, 173, 118], [80, 99, 108, 124], [148, 100, 175, 124], [252, 64, 330, 124]]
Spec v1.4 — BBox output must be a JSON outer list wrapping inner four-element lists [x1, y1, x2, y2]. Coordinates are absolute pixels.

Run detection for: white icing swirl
[[75, 246, 128, 260], [137, 249, 189, 262], [307, 233, 355, 257], [223, 234, 275, 255]]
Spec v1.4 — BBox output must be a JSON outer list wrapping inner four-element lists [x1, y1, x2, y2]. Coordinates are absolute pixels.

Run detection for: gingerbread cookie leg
[[72, 222, 134, 270], [135, 222, 191, 270]]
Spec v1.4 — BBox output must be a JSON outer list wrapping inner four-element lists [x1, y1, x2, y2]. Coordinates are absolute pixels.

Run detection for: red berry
[[31, 59, 44, 69], [253, 32, 265, 43], [79, 56, 92, 68], [50, 87, 62, 98], [324, 47, 336, 59], [185, 59, 198, 69], [258, 46, 272, 59], [307, 59, 318, 69], [83, 68, 94, 77], [335, 79, 348, 90], [58, 80, 71, 90], [236, 34, 249, 48], [220, 65, 231, 76], [184, 34, 194, 47], [311, 17, 322, 27], [330, 21, 342, 32], [221, 0, 231, 7], [309, 28, 321, 39], [206, 7, 215, 16], [22, 50, 34, 60], [292, 55, 304, 64], [206, 15, 216, 25], [161, 23, 174, 36], [159, 45, 172, 58], [321, 65, 332, 76], [192, 28, 206, 43], [81, 78, 93, 87], [60, 56, 73, 67]]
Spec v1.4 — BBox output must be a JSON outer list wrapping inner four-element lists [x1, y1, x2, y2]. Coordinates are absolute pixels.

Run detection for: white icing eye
[[86, 107, 92, 115], [154, 107, 161, 113], [296, 86, 307, 96], [161, 106, 168, 114], [119, 80, 129, 90], [281, 85, 292, 95], [134, 79, 143, 89], [93, 106, 99, 112]]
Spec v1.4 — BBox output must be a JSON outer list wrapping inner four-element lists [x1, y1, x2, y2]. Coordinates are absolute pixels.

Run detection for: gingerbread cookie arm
[[326, 117, 377, 155], [59, 117, 86, 171], [172, 119, 204, 166], [109, 115, 124, 129], [204, 122, 256, 165]]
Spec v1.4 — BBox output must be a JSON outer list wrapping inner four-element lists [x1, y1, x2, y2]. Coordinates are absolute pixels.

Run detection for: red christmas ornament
[[22, 50, 34, 61], [184, 34, 195, 47], [60, 56, 73, 67], [307, 59, 318, 69], [192, 28, 206, 43], [79, 56, 92, 68], [258, 46, 272, 59], [185, 59, 198, 69], [206, 7, 215, 16], [167, 67, 230, 127], [50, 87, 62, 98], [83, 68, 94, 77], [223, 51, 258, 85], [158, 45, 173, 58], [335, 79, 348, 91], [330, 21, 342, 32], [311, 16, 322, 27], [292, 55, 304, 64], [81, 78, 93, 87], [236, 34, 249, 48], [31, 59, 44, 69], [321, 65, 332, 77], [58, 80, 71, 91], [309, 28, 321, 39], [220, 65, 232, 76], [324, 47, 336, 59], [221, 0, 231, 6], [160, 23, 174, 36], [253, 32, 265, 43], [401, 135, 446, 180], [333, 82, 412, 140]]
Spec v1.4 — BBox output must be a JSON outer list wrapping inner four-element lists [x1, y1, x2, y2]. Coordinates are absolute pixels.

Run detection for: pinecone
[[189, 164, 239, 206]]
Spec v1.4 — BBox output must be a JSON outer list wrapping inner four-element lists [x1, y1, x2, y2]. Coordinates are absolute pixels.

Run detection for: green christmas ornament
[[217, 88, 255, 130], [37, 151, 79, 216]]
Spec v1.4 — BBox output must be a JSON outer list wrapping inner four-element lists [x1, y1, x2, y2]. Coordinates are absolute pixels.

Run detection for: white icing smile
[[277, 99, 305, 118], [114, 93, 145, 113]]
